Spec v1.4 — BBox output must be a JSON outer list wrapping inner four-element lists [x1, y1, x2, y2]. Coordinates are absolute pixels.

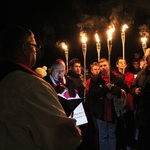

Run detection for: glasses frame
[[26, 42, 41, 51], [53, 68, 65, 73]]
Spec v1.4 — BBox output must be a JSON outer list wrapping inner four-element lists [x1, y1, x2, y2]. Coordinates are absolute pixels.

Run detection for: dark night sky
[[1, 0, 150, 69]]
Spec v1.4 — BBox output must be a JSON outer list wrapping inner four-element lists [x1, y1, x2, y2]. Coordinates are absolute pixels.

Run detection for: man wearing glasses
[[44, 59, 80, 117], [0, 26, 81, 150]]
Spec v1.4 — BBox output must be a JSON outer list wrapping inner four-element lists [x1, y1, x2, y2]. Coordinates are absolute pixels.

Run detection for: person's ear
[[22, 43, 29, 56]]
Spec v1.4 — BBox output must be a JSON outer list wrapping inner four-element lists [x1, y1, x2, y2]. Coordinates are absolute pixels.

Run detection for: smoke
[[76, 15, 109, 33], [56, 41, 68, 50], [75, 1, 134, 34], [109, 5, 134, 27]]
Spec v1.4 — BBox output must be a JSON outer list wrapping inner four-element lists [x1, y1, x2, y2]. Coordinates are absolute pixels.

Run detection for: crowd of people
[[0, 25, 150, 150]]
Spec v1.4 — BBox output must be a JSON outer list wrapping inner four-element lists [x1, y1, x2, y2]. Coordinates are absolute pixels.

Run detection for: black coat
[[89, 72, 123, 120], [67, 70, 85, 98], [130, 67, 150, 126]]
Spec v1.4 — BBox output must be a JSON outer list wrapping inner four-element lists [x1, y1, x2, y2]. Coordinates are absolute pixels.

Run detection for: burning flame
[[61, 42, 68, 50], [141, 37, 147, 43], [95, 33, 100, 43], [81, 33, 87, 43], [122, 24, 128, 32], [107, 27, 115, 40]]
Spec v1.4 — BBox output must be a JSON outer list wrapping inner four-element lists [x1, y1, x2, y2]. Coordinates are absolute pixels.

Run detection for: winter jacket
[[89, 72, 125, 120], [130, 67, 150, 126]]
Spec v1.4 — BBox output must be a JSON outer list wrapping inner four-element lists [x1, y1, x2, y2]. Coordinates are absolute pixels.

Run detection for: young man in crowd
[[85, 61, 100, 150], [67, 58, 86, 98], [114, 57, 135, 150], [89, 58, 124, 150]]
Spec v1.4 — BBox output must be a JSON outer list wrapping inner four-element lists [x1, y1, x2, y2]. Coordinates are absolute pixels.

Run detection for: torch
[[107, 27, 115, 83], [141, 37, 147, 54], [81, 33, 87, 102], [95, 33, 101, 62], [61, 42, 69, 72], [121, 24, 128, 74]]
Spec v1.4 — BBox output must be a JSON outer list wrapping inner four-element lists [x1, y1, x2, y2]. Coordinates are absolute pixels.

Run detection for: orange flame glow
[[141, 37, 147, 43], [107, 27, 115, 40], [122, 24, 128, 32], [81, 33, 87, 43], [95, 33, 100, 43], [61, 42, 68, 50]]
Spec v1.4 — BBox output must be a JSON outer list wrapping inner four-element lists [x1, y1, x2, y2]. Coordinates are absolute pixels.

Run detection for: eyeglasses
[[53, 68, 65, 73], [26, 42, 41, 51]]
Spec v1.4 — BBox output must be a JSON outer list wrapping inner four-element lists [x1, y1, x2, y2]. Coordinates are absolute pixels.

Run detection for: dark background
[[1, 0, 150, 69]]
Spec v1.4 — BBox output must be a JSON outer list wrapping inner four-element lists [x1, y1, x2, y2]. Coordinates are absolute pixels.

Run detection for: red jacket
[[86, 77, 92, 94]]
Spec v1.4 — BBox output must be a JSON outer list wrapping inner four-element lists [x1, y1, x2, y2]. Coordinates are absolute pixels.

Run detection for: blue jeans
[[96, 119, 116, 150]]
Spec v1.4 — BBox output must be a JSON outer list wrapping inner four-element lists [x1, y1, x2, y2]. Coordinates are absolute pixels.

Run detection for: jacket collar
[[0, 60, 40, 81]]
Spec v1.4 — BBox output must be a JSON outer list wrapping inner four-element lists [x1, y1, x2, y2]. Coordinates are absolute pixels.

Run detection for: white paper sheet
[[73, 102, 88, 126]]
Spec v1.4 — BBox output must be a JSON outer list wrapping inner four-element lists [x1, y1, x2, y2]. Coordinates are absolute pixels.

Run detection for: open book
[[57, 89, 80, 100], [58, 92, 88, 126]]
